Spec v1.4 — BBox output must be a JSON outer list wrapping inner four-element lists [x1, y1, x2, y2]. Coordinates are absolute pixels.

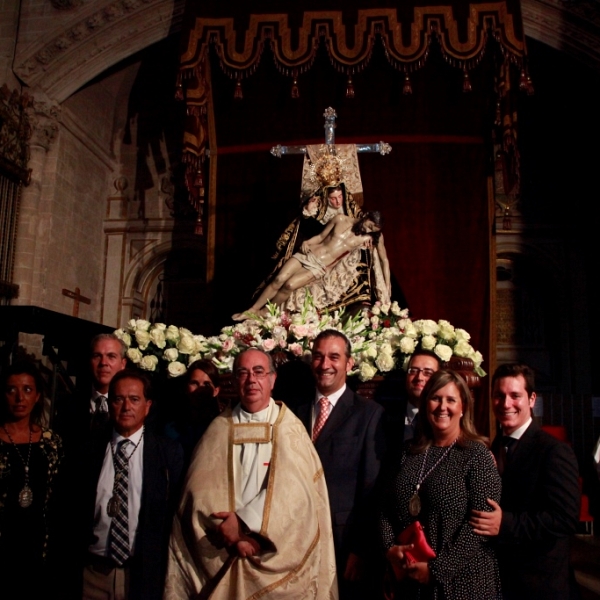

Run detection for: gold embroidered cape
[[164, 402, 338, 600]]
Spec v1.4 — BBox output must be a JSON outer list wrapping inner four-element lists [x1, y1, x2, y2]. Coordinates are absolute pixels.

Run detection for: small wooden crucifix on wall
[[62, 287, 91, 318]]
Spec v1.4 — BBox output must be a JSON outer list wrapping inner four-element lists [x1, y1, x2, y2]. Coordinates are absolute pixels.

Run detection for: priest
[[164, 348, 338, 599]]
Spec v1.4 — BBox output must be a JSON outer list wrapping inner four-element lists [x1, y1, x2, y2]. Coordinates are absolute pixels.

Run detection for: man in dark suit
[[55, 333, 128, 448], [470, 363, 580, 600], [297, 329, 385, 599], [82, 369, 183, 600]]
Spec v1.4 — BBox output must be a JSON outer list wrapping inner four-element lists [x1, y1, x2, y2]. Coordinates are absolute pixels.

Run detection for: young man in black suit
[[470, 363, 580, 600], [298, 329, 386, 600]]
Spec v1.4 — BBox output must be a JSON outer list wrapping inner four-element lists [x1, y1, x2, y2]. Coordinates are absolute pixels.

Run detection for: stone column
[[12, 93, 60, 305]]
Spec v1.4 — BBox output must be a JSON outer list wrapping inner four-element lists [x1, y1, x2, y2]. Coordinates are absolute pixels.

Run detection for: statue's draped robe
[[164, 402, 338, 600]]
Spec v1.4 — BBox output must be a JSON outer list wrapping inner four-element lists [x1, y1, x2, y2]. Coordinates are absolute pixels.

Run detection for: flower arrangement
[[114, 297, 485, 381]]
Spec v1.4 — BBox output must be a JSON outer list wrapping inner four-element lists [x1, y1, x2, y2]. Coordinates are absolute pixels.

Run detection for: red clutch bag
[[396, 521, 436, 565], [383, 521, 437, 599]]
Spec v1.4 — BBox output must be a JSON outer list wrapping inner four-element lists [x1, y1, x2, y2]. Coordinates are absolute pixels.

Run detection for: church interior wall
[[0, 0, 600, 454]]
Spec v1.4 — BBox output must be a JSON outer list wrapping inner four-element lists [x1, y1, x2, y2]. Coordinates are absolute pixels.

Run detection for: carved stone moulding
[[50, 0, 84, 9], [0, 85, 32, 184]]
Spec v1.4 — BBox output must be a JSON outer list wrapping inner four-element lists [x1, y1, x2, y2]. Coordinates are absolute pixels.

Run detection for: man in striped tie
[[82, 370, 183, 600]]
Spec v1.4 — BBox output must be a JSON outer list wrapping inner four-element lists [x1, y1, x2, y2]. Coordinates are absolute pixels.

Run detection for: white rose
[[167, 361, 187, 378], [126, 348, 143, 363], [390, 301, 401, 316], [178, 334, 196, 354], [421, 334, 436, 350], [135, 319, 151, 332], [420, 320, 439, 335], [188, 354, 202, 365], [381, 303, 390, 315], [153, 323, 166, 331], [438, 319, 455, 339], [139, 355, 158, 371], [149, 327, 166, 349], [114, 329, 131, 347], [128, 319, 137, 330], [272, 326, 287, 340], [359, 362, 377, 382], [400, 337, 416, 354], [135, 330, 151, 350], [434, 344, 453, 362], [164, 348, 179, 362], [453, 340, 473, 357], [165, 325, 180, 343], [371, 316, 380, 329], [455, 328, 471, 342], [179, 327, 193, 337], [404, 323, 418, 338], [365, 344, 378, 359], [472, 351, 483, 368], [380, 343, 393, 355], [371, 305, 381, 316], [376, 352, 395, 372]]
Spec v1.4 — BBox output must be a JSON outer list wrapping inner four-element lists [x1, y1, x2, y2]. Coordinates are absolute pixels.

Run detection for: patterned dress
[[380, 440, 502, 600], [0, 428, 63, 599]]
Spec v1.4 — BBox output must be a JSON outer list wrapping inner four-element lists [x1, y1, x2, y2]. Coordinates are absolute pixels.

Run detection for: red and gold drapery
[[177, 1, 528, 221]]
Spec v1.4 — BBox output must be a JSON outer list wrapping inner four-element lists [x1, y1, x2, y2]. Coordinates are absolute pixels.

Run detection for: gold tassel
[[234, 80, 243, 100], [346, 76, 355, 98]]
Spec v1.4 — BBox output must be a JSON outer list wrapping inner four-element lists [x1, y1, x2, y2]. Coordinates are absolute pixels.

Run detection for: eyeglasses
[[407, 367, 435, 378], [235, 368, 272, 380]]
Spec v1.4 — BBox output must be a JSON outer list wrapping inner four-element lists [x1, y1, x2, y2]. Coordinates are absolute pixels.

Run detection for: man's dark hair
[[407, 349, 442, 371], [91, 333, 127, 359], [1, 361, 45, 425], [312, 329, 352, 358], [187, 359, 221, 388], [108, 369, 153, 401], [353, 211, 383, 244], [491, 363, 535, 396]]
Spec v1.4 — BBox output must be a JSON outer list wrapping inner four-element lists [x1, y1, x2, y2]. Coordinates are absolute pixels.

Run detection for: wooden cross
[[270, 107, 392, 157], [62, 287, 91, 317]]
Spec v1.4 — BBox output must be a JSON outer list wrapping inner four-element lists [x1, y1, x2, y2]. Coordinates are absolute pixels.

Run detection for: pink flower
[[288, 343, 303, 356], [262, 339, 276, 351]]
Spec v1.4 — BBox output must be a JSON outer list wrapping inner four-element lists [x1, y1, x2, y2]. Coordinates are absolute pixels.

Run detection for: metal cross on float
[[270, 107, 392, 158]]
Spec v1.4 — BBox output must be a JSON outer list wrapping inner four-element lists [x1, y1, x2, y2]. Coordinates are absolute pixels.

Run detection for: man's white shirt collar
[[503, 417, 532, 441], [315, 384, 347, 408]]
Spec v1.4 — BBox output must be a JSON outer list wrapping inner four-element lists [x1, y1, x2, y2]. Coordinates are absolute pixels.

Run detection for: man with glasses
[[403, 349, 441, 442], [165, 348, 337, 599]]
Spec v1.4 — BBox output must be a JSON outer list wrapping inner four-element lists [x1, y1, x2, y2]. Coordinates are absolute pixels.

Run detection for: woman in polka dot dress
[[380, 369, 502, 599]]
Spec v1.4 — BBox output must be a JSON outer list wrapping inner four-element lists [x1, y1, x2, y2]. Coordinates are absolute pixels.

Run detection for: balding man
[[165, 348, 337, 599]]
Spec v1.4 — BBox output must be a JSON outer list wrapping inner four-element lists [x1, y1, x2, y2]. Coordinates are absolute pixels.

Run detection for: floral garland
[[115, 298, 485, 382]]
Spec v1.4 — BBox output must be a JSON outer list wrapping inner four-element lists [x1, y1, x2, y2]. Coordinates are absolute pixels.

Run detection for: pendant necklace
[[107, 427, 144, 518], [2, 425, 34, 508], [408, 439, 457, 517]]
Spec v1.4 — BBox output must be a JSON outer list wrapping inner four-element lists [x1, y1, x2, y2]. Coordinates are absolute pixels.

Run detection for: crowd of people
[[0, 331, 584, 599]]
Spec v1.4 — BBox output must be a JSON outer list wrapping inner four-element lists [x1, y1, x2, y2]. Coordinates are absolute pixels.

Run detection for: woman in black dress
[[380, 369, 502, 599], [0, 362, 64, 599]]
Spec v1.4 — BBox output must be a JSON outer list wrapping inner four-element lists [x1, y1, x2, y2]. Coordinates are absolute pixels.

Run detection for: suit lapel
[[314, 387, 354, 449]]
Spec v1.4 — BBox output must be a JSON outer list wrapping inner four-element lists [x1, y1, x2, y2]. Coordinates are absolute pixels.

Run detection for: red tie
[[312, 396, 330, 441]]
